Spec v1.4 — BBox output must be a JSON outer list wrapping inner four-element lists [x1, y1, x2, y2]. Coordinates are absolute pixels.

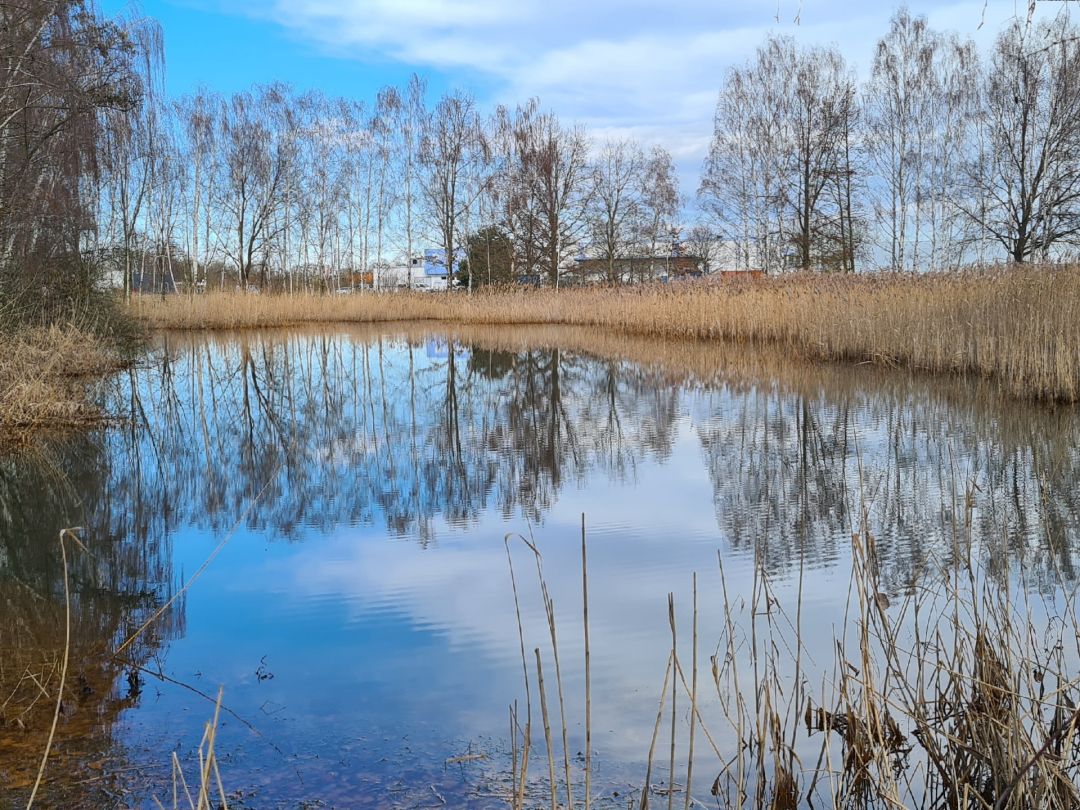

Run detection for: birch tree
[[865, 9, 977, 271], [419, 90, 487, 289], [177, 90, 218, 293], [589, 139, 645, 283], [639, 145, 680, 278], [699, 67, 770, 270], [701, 37, 859, 273], [963, 14, 1080, 262], [393, 75, 426, 287]]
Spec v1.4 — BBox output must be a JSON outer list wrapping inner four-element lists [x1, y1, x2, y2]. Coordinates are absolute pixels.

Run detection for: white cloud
[[223, 0, 1061, 197]]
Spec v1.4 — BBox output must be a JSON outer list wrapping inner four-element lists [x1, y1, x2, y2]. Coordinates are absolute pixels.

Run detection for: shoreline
[[132, 265, 1080, 402], [5, 264, 1078, 445]]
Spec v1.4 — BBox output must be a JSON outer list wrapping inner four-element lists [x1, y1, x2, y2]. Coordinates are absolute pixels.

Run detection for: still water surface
[[1, 324, 1079, 807]]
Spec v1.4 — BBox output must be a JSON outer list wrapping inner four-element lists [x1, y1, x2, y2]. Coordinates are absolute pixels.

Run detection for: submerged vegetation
[[136, 264, 1080, 401]]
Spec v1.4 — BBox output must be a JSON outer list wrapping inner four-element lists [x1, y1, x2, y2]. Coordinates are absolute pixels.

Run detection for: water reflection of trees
[[4, 327, 1078, 798], [0, 438, 181, 804], [698, 375, 1080, 591], [110, 327, 1080, 585], [107, 332, 683, 547]]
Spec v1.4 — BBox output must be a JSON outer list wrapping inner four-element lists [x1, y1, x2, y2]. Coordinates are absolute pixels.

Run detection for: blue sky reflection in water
[[2, 325, 1080, 806]]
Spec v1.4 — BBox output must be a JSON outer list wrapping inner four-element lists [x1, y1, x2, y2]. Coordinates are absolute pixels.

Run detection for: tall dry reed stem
[[154, 687, 230, 810], [684, 574, 698, 810], [507, 471, 1080, 808], [24, 528, 83, 809], [667, 593, 678, 810], [535, 648, 557, 810], [705, 467, 1080, 808], [641, 653, 675, 810], [581, 514, 592, 810]]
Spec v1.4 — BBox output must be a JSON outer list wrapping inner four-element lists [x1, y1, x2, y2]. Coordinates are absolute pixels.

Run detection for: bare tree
[[294, 91, 349, 290], [962, 14, 1080, 262], [369, 87, 400, 288], [588, 139, 645, 283], [0, 0, 154, 303], [522, 112, 590, 287], [926, 37, 980, 269], [865, 9, 977, 271], [176, 90, 218, 293], [394, 75, 426, 288], [101, 86, 153, 298], [419, 90, 487, 290], [701, 37, 859, 273], [498, 100, 544, 284], [824, 77, 862, 274], [684, 223, 721, 273], [782, 40, 858, 271], [700, 66, 770, 271], [217, 85, 292, 289], [146, 97, 185, 295], [639, 145, 680, 279]]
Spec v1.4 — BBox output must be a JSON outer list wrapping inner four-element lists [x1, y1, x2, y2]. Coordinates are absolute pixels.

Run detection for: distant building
[[129, 268, 177, 295], [421, 248, 465, 289], [381, 261, 414, 288], [383, 249, 464, 290]]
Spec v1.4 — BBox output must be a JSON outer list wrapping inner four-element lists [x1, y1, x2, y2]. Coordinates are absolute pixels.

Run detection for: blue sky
[[102, 0, 1064, 192], [102, 0, 470, 100]]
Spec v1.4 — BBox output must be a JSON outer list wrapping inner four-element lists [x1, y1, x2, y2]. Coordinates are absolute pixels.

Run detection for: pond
[[1, 324, 1079, 808]]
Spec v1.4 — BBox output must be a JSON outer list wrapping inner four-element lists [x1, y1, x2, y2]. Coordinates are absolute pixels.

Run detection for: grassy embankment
[[134, 265, 1080, 401], [0, 326, 129, 445]]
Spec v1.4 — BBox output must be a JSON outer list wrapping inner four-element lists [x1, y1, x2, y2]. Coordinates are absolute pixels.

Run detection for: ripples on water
[[1, 324, 1078, 806]]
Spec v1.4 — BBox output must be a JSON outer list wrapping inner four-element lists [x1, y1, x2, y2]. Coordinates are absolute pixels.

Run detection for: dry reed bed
[[508, 516, 1080, 809], [711, 524, 1080, 809], [134, 266, 1080, 401], [0, 327, 121, 443]]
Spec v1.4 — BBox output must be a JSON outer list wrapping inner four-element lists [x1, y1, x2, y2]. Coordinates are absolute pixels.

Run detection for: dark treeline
[[0, 0, 157, 316], [2, 3, 1080, 313]]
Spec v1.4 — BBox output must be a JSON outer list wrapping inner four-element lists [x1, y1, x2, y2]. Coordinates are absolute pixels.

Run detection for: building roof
[[422, 248, 465, 277]]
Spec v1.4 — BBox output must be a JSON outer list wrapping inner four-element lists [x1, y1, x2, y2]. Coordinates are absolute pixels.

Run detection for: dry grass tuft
[[133, 265, 1080, 401], [0, 326, 124, 443], [710, 516, 1080, 809]]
